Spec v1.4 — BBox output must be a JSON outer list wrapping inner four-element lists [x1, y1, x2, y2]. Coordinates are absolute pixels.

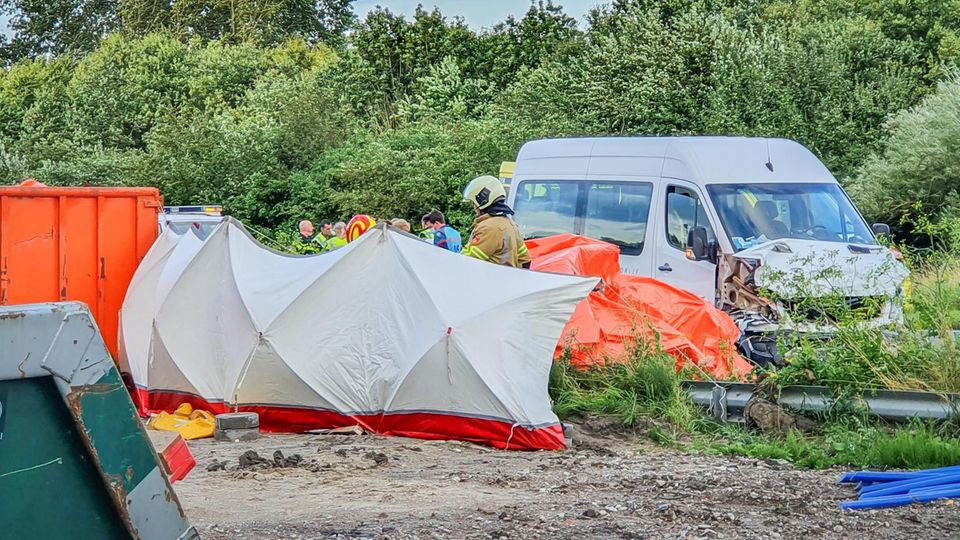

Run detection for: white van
[[508, 137, 908, 364], [158, 205, 224, 239]]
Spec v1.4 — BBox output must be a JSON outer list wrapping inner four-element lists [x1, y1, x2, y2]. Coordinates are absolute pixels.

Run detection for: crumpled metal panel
[[0, 302, 196, 540]]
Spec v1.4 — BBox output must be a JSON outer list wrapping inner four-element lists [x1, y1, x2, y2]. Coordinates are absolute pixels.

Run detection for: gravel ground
[[175, 424, 959, 539]]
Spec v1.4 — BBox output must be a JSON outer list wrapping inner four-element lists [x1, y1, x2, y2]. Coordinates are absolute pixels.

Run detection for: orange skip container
[[0, 180, 161, 360]]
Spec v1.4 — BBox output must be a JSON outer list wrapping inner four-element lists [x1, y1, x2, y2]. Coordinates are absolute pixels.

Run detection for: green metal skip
[[0, 302, 197, 540]]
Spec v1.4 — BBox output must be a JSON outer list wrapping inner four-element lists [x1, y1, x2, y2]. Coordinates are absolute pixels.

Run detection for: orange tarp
[[528, 234, 752, 381]]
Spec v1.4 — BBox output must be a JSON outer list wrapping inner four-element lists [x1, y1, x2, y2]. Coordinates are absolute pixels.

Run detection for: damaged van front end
[[718, 239, 909, 366]]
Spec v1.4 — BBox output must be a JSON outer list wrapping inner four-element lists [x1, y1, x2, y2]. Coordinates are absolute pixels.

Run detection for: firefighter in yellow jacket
[[461, 175, 531, 269]]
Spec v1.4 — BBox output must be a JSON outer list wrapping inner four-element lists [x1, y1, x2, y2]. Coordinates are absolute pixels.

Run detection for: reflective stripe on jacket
[[463, 214, 530, 268]]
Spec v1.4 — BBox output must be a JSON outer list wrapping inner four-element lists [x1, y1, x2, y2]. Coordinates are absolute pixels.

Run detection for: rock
[[206, 460, 227, 472], [744, 397, 818, 434], [271, 450, 304, 468], [238, 450, 267, 469], [364, 451, 389, 466], [582, 509, 600, 518], [215, 427, 261, 442], [215, 412, 259, 430], [833, 525, 844, 533]]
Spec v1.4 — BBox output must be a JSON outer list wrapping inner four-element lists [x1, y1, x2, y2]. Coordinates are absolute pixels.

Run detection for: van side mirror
[[686, 226, 716, 263], [871, 223, 891, 237]]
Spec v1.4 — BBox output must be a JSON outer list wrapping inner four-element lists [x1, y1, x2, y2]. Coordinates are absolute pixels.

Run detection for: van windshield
[[706, 183, 875, 251]]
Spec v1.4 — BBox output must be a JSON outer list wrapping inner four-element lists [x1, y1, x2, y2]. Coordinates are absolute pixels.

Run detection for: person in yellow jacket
[[328, 221, 349, 249], [461, 175, 531, 269]]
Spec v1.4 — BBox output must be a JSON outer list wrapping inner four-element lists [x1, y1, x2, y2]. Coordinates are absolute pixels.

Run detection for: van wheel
[[737, 335, 784, 369]]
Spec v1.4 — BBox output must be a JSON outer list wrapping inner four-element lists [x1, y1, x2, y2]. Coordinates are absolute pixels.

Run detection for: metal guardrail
[[682, 380, 960, 424]]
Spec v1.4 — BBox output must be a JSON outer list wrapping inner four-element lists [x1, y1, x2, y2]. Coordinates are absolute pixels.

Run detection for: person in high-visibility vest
[[328, 221, 348, 249], [298, 220, 315, 243], [314, 219, 334, 251], [461, 175, 531, 269], [294, 220, 322, 254]]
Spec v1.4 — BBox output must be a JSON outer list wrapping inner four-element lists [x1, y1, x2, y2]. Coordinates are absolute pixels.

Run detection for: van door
[[581, 181, 655, 276], [654, 181, 719, 301]]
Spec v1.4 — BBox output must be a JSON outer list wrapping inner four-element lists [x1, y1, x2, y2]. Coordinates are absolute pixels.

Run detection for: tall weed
[[549, 337, 697, 432], [700, 418, 960, 469]]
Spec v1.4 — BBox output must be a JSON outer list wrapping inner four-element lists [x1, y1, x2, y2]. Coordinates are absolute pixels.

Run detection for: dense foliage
[[0, 0, 957, 235]]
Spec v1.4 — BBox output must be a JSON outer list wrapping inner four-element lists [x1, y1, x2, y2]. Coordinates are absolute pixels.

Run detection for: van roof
[[514, 136, 836, 184]]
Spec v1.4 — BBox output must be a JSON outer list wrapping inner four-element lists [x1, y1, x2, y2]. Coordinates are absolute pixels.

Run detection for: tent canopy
[[120, 220, 596, 450]]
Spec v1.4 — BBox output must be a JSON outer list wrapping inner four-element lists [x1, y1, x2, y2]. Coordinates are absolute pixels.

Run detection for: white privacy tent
[[120, 219, 596, 450]]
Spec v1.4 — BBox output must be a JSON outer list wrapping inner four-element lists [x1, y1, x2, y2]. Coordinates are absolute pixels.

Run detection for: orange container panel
[[0, 185, 161, 360]]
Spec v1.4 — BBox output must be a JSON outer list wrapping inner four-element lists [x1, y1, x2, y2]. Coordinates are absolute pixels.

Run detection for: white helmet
[[462, 175, 506, 211]]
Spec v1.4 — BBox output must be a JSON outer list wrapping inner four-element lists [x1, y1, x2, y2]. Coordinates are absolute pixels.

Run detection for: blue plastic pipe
[[840, 487, 960, 511], [860, 473, 960, 498], [909, 483, 960, 495], [860, 472, 958, 494], [841, 472, 932, 483], [839, 466, 960, 484]]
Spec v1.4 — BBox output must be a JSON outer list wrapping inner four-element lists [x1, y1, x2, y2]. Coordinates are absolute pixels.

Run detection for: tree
[[496, 3, 923, 179], [119, 0, 355, 46], [396, 56, 491, 124], [118, 0, 170, 34], [480, 0, 583, 88], [339, 6, 485, 129], [760, 0, 960, 83], [311, 118, 528, 231], [702, 16, 922, 178], [849, 73, 960, 237], [0, 0, 119, 61]]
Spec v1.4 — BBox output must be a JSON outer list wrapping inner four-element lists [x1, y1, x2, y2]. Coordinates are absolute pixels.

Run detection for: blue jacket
[[433, 225, 462, 253]]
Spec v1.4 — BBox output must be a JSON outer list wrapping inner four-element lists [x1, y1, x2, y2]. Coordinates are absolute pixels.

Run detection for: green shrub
[[549, 335, 697, 431], [849, 73, 960, 238]]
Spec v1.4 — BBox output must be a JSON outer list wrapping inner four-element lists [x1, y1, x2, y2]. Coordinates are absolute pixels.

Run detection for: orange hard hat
[[346, 214, 377, 242]]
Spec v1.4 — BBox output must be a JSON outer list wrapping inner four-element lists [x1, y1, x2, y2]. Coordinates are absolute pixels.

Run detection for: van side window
[[583, 182, 652, 256], [665, 185, 715, 250], [514, 180, 653, 256], [513, 181, 579, 239]]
